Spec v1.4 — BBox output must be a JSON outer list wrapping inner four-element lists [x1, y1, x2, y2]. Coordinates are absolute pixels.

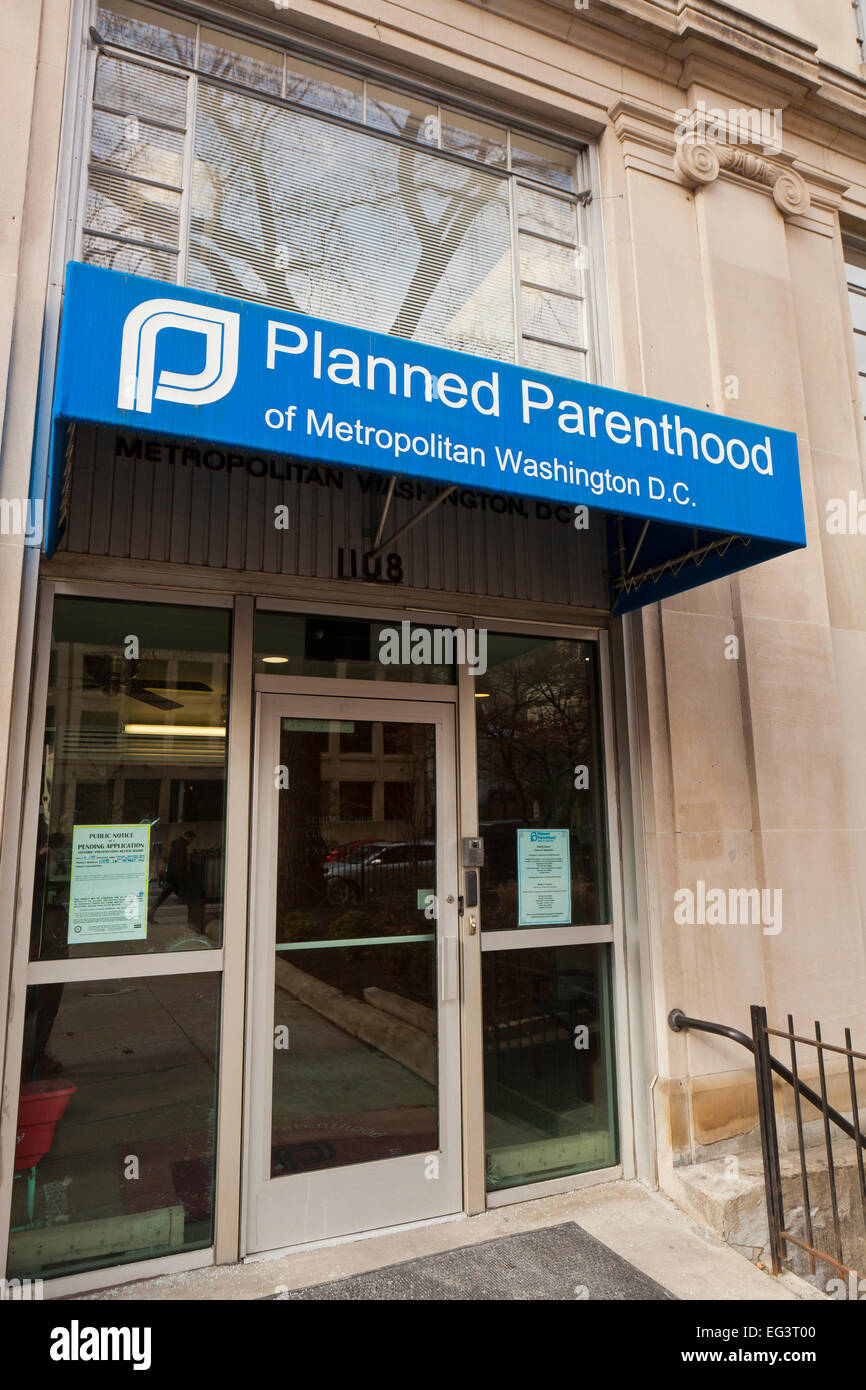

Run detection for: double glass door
[[245, 693, 461, 1252]]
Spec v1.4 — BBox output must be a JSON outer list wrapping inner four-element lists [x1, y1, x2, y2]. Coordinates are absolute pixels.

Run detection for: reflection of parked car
[[324, 841, 434, 904], [324, 839, 391, 864]]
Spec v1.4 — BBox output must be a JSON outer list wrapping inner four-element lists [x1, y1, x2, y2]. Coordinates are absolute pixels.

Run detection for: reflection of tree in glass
[[97, 10, 193, 66], [477, 644, 593, 825], [188, 85, 511, 352]]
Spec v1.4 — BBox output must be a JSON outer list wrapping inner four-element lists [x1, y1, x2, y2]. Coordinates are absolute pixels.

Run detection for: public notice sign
[[517, 828, 572, 927], [68, 824, 150, 945]]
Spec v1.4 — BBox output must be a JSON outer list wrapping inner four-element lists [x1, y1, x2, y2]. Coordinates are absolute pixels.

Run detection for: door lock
[[467, 916, 477, 936]]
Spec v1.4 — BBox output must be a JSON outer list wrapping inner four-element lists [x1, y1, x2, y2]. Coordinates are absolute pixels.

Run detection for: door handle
[[439, 936, 458, 1001]]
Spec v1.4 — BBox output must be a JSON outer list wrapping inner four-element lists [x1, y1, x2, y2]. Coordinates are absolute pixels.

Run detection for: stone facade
[[2, 0, 866, 1252]]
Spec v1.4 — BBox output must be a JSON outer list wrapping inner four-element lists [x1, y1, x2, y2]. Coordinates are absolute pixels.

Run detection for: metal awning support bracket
[[367, 484, 458, 561]]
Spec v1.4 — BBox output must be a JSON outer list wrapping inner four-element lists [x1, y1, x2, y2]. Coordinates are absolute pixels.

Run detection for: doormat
[[270, 1221, 676, 1301]]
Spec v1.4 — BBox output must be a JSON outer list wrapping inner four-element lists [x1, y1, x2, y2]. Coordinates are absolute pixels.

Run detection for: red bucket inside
[[15, 1080, 77, 1171]]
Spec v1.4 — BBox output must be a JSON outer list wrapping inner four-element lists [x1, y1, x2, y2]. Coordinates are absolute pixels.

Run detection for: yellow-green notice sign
[[68, 824, 150, 945]]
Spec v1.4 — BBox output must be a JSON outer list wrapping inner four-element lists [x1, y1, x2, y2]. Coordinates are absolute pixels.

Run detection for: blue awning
[[42, 262, 806, 612]]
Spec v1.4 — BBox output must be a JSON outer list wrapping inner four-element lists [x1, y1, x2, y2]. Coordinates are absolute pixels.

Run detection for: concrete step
[[671, 1139, 866, 1290]]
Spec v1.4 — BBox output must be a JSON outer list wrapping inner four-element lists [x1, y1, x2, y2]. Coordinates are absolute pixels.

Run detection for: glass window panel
[[255, 612, 456, 683], [516, 184, 577, 242], [519, 233, 581, 294], [339, 781, 374, 821], [476, 634, 608, 928], [850, 290, 866, 333], [482, 945, 618, 1190], [384, 781, 416, 821], [510, 134, 576, 191], [859, 373, 866, 419], [440, 110, 506, 165], [284, 55, 363, 120], [122, 778, 161, 822], [845, 247, 866, 289], [31, 598, 231, 961], [366, 85, 440, 145], [97, 1, 195, 66], [85, 168, 181, 249], [340, 723, 373, 754], [94, 55, 188, 129], [91, 110, 184, 186], [272, 720, 438, 1175], [198, 27, 282, 95], [521, 286, 585, 347], [190, 84, 514, 359], [854, 329, 866, 373], [7, 973, 219, 1282], [520, 337, 588, 381], [80, 233, 178, 282]]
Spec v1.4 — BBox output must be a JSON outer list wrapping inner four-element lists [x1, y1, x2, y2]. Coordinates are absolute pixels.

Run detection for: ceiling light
[[262, 655, 289, 664], [124, 724, 227, 737]]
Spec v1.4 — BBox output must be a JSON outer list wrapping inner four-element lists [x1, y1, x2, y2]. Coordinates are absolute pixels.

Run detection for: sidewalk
[[81, 1180, 822, 1301]]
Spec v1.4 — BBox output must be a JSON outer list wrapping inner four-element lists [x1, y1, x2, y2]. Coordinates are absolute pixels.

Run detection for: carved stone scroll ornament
[[674, 137, 810, 217]]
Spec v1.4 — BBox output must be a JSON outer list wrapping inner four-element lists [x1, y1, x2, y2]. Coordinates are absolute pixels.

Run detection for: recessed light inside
[[262, 655, 289, 664], [124, 724, 226, 737]]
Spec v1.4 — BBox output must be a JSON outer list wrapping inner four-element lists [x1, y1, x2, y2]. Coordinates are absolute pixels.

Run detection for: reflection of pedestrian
[[29, 985, 65, 1078], [150, 831, 195, 919]]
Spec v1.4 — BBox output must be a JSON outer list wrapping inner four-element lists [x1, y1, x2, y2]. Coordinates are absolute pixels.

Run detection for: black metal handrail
[[669, 1006, 866, 1280], [669, 1008, 866, 1150]]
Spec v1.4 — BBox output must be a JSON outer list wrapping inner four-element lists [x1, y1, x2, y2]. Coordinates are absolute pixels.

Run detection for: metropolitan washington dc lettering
[[264, 321, 776, 504]]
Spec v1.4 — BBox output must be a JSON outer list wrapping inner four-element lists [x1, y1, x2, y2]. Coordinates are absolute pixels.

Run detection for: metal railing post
[[751, 1004, 786, 1274]]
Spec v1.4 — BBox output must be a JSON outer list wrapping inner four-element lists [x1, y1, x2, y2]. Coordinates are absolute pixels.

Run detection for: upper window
[[845, 245, 866, 418], [79, 1, 594, 380], [855, 1, 866, 63]]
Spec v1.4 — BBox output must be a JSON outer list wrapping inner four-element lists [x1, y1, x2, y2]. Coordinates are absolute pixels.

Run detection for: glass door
[[245, 693, 461, 1252]]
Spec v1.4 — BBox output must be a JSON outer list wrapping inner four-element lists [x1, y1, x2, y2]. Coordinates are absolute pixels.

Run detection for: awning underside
[[605, 513, 789, 614], [44, 420, 794, 614]]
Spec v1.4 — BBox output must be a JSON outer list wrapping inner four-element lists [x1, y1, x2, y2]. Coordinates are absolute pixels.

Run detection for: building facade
[[0, 0, 865, 1295]]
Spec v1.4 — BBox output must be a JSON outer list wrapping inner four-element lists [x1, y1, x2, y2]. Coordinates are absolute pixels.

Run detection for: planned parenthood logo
[[117, 297, 240, 414]]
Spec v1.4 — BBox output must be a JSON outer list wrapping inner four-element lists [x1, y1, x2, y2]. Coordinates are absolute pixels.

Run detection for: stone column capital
[[673, 136, 811, 218]]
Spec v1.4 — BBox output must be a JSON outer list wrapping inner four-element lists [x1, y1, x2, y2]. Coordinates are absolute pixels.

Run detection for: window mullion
[[508, 171, 522, 366], [176, 69, 197, 286]]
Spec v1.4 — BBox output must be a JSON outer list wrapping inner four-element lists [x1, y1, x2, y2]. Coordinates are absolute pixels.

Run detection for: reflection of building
[[41, 621, 229, 915], [1, 0, 865, 1300], [320, 723, 432, 844], [50, 643, 227, 838]]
